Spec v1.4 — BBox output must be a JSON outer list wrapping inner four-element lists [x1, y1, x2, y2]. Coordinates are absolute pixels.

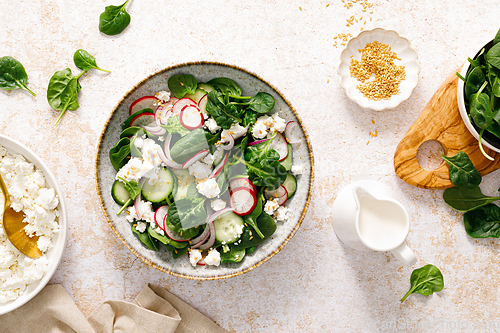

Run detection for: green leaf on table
[[443, 186, 500, 212], [464, 203, 500, 238], [167, 74, 197, 99], [99, 0, 131, 36], [400, 264, 444, 303], [0, 56, 36, 96], [442, 152, 481, 188], [73, 49, 110, 73], [47, 68, 80, 126]]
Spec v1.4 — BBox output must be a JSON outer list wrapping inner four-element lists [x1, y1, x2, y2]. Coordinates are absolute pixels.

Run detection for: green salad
[[109, 74, 303, 267]]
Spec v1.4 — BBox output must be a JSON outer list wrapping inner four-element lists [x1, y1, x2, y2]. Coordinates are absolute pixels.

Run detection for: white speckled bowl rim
[[0, 134, 67, 315], [338, 28, 420, 111], [95, 61, 314, 280]]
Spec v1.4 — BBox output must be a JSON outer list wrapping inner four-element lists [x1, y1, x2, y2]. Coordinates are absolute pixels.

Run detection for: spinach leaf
[[205, 90, 243, 129], [167, 74, 197, 98], [164, 116, 190, 137], [208, 77, 242, 96], [470, 82, 492, 129], [243, 194, 264, 238], [116, 177, 141, 214], [245, 135, 279, 164], [443, 186, 500, 212], [120, 126, 145, 139], [232, 212, 277, 249], [242, 109, 257, 128], [486, 42, 500, 71], [99, 0, 131, 36], [0, 56, 36, 96], [109, 137, 131, 171], [169, 128, 220, 164], [464, 66, 485, 102], [148, 226, 189, 249], [442, 152, 481, 188], [400, 264, 444, 303], [248, 92, 275, 113], [47, 68, 80, 126], [247, 158, 287, 191], [73, 49, 110, 73], [220, 247, 246, 264], [167, 198, 207, 229], [495, 28, 500, 46], [121, 108, 154, 130], [164, 213, 199, 239], [464, 204, 500, 238], [132, 224, 159, 251]]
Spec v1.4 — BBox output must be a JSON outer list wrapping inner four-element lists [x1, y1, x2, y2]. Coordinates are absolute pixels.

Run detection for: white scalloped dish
[[338, 28, 420, 111]]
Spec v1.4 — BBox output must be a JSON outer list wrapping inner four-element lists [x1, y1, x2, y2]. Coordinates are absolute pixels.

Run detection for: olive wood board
[[394, 69, 500, 189]]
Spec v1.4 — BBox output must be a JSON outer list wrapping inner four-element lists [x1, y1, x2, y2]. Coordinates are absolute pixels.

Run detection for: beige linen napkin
[[0, 284, 229, 333]]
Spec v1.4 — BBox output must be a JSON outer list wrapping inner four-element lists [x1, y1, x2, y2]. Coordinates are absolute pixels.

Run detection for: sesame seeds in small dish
[[338, 28, 420, 111]]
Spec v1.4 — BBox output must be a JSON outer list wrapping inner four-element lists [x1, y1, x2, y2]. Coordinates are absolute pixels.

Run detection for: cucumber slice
[[111, 180, 131, 206], [121, 108, 154, 130], [282, 173, 297, 198], [214, 211, 245, 243], [142, 168, 175, 203], [184, 88, 207, 103], [280, 144, 293, 171]]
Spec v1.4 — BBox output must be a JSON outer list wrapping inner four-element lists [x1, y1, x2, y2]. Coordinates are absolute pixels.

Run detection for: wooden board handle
[[394, 69, 500, 189]]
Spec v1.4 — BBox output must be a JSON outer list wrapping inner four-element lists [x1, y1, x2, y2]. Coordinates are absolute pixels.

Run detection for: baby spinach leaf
[[121, 108, 154, 130], [495, 28, 500, 46], [464, 203, 500, 238], [232, 212, 277, 249], [442, 152, 481, 188], [164, 116, 190, 137], [241, 156, 287, 191], [0, 56, 36, 96], [242, 109, 257, 128], [169, 128, 220, 164], [116, 177, 141, 214], [208, 77, 242, 96], [47, 68, 80, 126], [167, 198, 207, 230], [167, 74, 197, 98], [464, 66, 485, 102], [470, 82, 492, 129], [243, 194, 264, 238], [164, 213, 199, 239], [248, 92, 275, 114], [220, 247, 246, 264], [132, 224, 159, 251], [400, 264, 444, 303], [148, 226, 188, 248], [73, 49, 110, 73], [206, 90, 243, 129], [120, 126, 145, 139], [486, 42, 500, 71], [244, 134, 279, 164], [443, 186, 500, 212], [99, 0, 131, 36]]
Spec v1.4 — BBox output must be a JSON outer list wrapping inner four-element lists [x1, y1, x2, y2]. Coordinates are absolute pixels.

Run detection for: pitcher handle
[[391, 242, 417, 267]]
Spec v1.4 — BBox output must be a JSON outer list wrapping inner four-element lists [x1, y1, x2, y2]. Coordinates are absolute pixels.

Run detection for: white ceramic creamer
[[331, 180, 417, 267]]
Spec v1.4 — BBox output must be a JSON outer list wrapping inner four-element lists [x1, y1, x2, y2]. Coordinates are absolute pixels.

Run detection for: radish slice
[[155, 102, 174, 126], [172, 98, 197, 115], [271, 132, 288, 161], [129, 112, 155, 128], [229, 178, 256, 195], [220, 134, 234, 150], [163, 216, 190, 242], [154, 206, 169, 232], [182, 150, 209, 169], [230, 187, 257, 216], [265, 185, 289, 206], [129, 96, 159, 115], [247, 138, 271, 146], [198, 94, 208, 119], [210, 153, 228, 178], [199, 222, 216, 250], [180, 105, 204, 130], [285, 121, 302, 144]]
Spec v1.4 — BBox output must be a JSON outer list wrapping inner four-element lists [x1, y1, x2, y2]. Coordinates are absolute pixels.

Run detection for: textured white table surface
[[1, 1, 500, 332]]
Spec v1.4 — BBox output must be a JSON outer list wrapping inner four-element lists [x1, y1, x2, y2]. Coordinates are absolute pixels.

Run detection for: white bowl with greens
[[95, 62, 313, 280], [457, 29, 500, 159]]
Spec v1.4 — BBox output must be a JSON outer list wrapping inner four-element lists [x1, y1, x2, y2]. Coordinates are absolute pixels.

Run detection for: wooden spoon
[[0, 173, 42, 259]]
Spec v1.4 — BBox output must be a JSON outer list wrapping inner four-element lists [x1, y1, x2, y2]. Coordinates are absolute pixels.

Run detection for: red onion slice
[[190, 224, 211, 249], [248, 137, 272, 146], [199, 222, 216, 250], [206, 207, 234, 224], [156, 147, 183, 169], [141, 124, 166, 136], [285, 121, 302, 144], [220, 134, 235, 150], [182, 150, 209, 169]]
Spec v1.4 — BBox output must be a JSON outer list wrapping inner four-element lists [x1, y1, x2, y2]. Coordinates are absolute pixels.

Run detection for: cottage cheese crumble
[[0, 146, 60, 303]]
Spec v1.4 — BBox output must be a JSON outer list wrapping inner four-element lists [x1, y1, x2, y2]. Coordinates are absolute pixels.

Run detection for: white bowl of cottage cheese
[[0, 135, 67, 315]]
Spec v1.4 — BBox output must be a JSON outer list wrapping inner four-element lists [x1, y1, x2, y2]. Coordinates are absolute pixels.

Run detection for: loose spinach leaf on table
[[132, 224, 159, 251], [167, 74, 197, 99], [400, 264, 444, 303], [442, 152, 481, 188], [47, 68, 80, 126], [443, 186, 500, 212], [99, 0, 131, 36], [464, 203, 500, 238], [0, 56, 36, 96], [73, 49, 110, 72]]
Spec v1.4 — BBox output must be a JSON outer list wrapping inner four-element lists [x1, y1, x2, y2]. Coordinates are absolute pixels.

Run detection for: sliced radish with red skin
[[182, 150, 209, 169], [180, 105, 204, 130], [163, 216, 190, 242], [198, 94, 208, 118], [285, 121, 302, 144], [229, 178, 256, 195], [155, 102, 174, 126], [265, 185, 288, 206], [247, 138, 271, 146], [129, 112, 155, 128], [230, 187, 257, 216], [209, 153, 228, 178], [220, 134, 234, 150], [129, 96, 159, 115], [172, 98, 197, 115], [154, 206, 169, 232], [271, 132, 289, 161]]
